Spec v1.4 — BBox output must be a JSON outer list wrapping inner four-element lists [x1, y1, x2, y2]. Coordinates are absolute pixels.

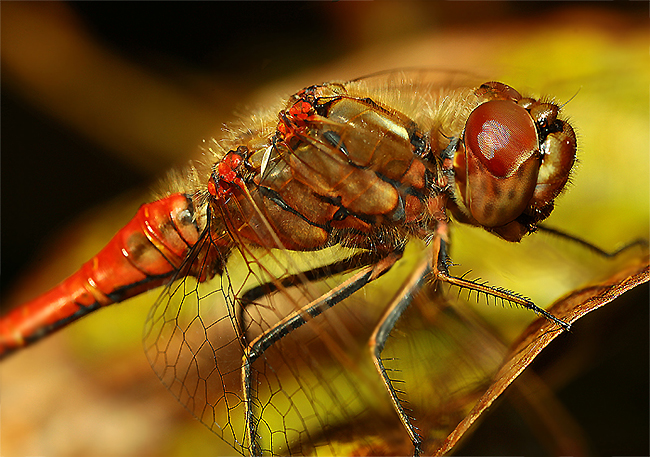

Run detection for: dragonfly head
[[452, 82, 577, 241]]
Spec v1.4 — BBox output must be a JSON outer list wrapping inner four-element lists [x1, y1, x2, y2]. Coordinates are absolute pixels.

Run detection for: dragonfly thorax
[[206, 79, 577, 256]]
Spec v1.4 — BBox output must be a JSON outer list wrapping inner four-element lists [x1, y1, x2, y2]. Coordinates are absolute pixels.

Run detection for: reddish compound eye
[[465, 100, 538, 177], [460, 100, 541, 227]]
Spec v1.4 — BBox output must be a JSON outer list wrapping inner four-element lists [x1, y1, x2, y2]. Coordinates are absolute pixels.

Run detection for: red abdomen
[[0, 193, 200, 357]]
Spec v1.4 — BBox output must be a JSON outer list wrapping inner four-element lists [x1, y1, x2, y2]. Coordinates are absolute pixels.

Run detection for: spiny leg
[[434, 237, 571, 332], [240, 249, 403, 456], [369, 257, 432, 456], [368, 235, 573, 457]]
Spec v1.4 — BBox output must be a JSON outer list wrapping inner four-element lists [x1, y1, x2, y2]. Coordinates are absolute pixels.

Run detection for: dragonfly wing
[[143, 233, 406, 455]]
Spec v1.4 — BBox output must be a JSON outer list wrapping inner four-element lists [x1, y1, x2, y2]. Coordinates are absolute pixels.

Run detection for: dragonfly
[[2, 69, 624, 456]]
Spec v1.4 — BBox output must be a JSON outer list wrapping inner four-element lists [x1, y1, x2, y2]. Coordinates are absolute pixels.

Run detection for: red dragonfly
[[0, 70, 583, 455]]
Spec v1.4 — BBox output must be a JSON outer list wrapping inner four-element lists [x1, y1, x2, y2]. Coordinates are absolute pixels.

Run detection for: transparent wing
[[144, 248, 384, 454], [142, 198, 404, 455]]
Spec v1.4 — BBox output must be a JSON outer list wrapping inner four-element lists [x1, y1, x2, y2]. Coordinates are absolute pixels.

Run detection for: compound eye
[[461, 100, 540, 227], [466, 100, 538, 177]]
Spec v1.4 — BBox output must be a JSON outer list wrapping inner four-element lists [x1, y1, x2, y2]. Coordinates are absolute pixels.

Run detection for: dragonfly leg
[[235, 251, 384, 343], [368, 256, 432, 456], [240, 249, 403, 455], [537, 225, 649, 258], [434, 237, 571, 331]]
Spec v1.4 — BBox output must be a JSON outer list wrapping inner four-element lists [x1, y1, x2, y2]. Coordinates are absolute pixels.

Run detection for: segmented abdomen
[[0, 193, 201, 357]]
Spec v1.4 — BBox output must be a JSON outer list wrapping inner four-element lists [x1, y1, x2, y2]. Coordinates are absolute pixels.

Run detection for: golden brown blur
[[2, 2, 648, 456]]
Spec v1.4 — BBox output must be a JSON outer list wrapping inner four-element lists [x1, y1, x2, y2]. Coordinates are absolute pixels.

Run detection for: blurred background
[[2, 2, 648, 456]]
